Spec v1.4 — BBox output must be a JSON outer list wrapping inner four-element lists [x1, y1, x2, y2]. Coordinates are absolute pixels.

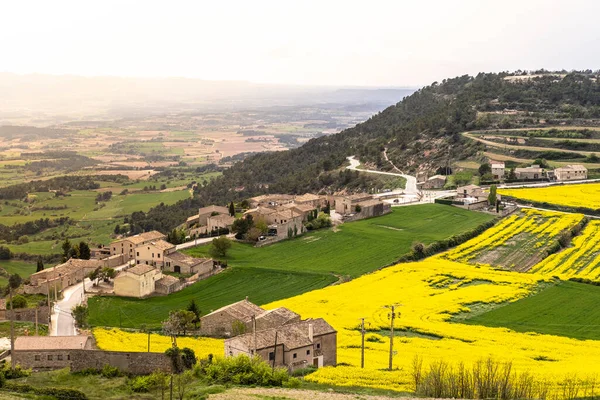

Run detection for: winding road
[[346, 156, 418, 194]]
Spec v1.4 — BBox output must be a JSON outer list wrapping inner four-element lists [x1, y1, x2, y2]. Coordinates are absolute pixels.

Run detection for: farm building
[[248, 194, 294, 208], [25, 258, 102, 295], [293, 193, 325, 208], [281, 202, 318, 222], [418, 175, 447, 189], [554, 164, 588, 181], [13, 336, 93, 371], [113, 264, 162, 298], [491, 162, 505, 180], [110, 231, 166, 261], [185, 205, 232, 236], [224, 318, 337, 371], [515, 165, 543, 180], [351, 199, 391, 220], [206, 213, 235, 233], [164, 252, 214, 275], [333, 193, 374, 215], [155, 275, 183, 295], [200, 299, 300, 337], [135, 239, 176, 268]]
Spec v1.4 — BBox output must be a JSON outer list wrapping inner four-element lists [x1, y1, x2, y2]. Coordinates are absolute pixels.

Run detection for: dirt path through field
[[209, 387, 414, 400]]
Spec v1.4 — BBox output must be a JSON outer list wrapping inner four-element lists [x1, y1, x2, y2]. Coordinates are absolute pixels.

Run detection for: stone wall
[[14, 349, 172, 374], [1, 306, 50, 324]]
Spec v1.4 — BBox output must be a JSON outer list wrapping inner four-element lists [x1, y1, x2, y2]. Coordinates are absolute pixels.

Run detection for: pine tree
[[228, 202, 235, 217], [36, 257, 44, 272]]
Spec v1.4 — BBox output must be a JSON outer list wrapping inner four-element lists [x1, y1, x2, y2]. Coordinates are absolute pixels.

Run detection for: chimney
[[308, 323, 314, 342]]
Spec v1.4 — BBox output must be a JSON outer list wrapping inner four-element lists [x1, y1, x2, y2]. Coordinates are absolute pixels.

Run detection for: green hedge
[[4, 382, 87, 400]]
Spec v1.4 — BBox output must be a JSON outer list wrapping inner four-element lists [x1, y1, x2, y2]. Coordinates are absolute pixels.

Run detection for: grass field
[[186, 204, 495, 278], [0, 260, 37, 286], [464, 281, 600, 340], [88, 267, 336, 329]]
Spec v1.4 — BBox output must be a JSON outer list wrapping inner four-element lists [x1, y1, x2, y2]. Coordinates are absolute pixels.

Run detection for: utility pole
[[272, 331, 278, 371], [252, 314, 257, 356], [9, 286, 14, 370], [385, 304, 401, 371], [147, 331, 151, 352], [35, 308, 39, 336], [360, 318, 366, 368]]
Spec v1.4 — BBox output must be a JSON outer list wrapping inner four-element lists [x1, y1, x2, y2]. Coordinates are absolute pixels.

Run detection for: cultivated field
[[464, 281, 600, 340], [499, 183, 600, 211], [443, 209, 584, 271], [185, 204, 495, 277]]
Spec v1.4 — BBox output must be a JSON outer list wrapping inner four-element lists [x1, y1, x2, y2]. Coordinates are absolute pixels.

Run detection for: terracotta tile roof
[[30, 258, 101, 280], [226, 318, 336, 351], [15, 335, 92, 350], [127, 231, 166, 245], [282, 203, 316, 213], [148, 240, 176, 251], [208, 214, 235, 224], [294, 193, 321, 203], [125, 264, 157, 275], [255, 307, 299, 327], [203, 299, 265, 322], [356, 199, 384, 208], [556, 164, 587, 171]]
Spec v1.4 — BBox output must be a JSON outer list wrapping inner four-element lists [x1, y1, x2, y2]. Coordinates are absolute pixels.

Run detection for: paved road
[[347, 156, 418, 194], [176, 233, 236, 250]]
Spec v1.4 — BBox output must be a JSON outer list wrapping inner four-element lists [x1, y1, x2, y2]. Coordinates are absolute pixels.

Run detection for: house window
[[67, 355, 71, 360], [113, 247, 116, 251], [47, 355, 53, 361], [152, 253, 155, 258], [268, 351, 275, 361], [306, 349, 311, 355], [157, 254, 160, 258], [293, 353, 297, 359], [137, 252, 139, 256], [316, 343, 321, 349], [34, 355, 40, 361], [57, 355, 63, 361]]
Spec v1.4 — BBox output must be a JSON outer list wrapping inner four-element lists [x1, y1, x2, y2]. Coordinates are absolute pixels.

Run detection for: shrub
[[8, 294, 27, 309], [199, 355, 293, 387], [101, 364, 122, 378], [5, 382, 87, 400]]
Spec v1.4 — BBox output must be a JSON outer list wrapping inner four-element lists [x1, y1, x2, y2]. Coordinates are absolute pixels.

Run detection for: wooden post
[[360, 317, 365, 368], [9, 287, 14, 370], [147, 331, 151, 352], [169, 374, 173, 400], [252, 314, 257, 356], [388, 305, 396, 371], [35, 308, 39, 336]]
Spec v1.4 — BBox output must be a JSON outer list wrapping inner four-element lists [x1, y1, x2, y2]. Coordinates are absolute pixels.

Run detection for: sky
[[2, 0, 599, 87]]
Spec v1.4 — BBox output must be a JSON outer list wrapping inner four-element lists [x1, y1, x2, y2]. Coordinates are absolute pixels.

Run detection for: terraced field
[[443, 209, 584, 270]]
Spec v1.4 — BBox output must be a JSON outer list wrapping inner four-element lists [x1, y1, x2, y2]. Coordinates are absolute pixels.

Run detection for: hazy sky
[[2, 0, 599, 87]]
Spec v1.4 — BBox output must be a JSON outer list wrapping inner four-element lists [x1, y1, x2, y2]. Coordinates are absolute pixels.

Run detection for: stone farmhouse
[[491, 162, 506, 180], [114, 264, 163, 298], [200, 299, 300, 337], [554, 164, 588, 181], [248, 194, 295, 208], [333, 193, 391, 221], [24, 258, 101, 295], [333, 193, 373, 215], [418, 175, 447, 189], [244, 206, 304, 240], [225, 318, 337, 371], [135, 239, 176, 268], [515, 165, 543, 180], [185, 205, 235, 237], [133, 238, 215, 276], [110, 230, 166, 262]]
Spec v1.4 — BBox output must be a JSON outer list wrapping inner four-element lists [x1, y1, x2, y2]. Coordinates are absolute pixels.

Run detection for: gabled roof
[[294, 193, 321, 203], [124, 264, 157, 276], [226, 318, 336, 351], [155, 275, 180, 287], [126, 230, 166, 245], [147, 239, 176, 251], [255, 307, 300, 327], [555, 164, 588, 171], [356, 199, 384, 208], [208, 214, 235, 224], [203, 299, 265, 322], [15, 335, 92, 350], [428, 175, 447, 181], [166, 251, 211, 267], [30, 258, 101, 280], [282, 202, 317, 213]]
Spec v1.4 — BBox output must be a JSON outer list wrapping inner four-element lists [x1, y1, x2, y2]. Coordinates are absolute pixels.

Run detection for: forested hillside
[[130, 71, 600, 232]]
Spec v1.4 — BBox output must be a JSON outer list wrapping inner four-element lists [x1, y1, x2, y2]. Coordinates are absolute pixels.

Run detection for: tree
[[488, 185, 497, 206], [162, 310, 196, 338], [8, 274, 22, 290], [72, 304, 89, 328], [78, 242, 91, 260], [0, 246, 11, 260], [61, 239, 72, 261], [36, 257, 44, 272], [8, 294, 27, 309], [323, 201, 331, 214], [508, 168, 517, 180], [355, 205, 362, 213], [186, 300, 201, 329], [176, 369, 194, 399], [228, 201, 235, 217], [114, 224, 121, 235], [88, 267, 101, 286], [101, 267, 117, 282], [478, 163, 491, 176], [209, 236, 232, 258]]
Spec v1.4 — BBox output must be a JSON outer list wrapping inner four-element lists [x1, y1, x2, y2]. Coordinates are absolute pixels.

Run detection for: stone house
[[351, 199, 391, 219], [419, 175, 447, 189], [13, 336, 93, 371], [110, 231, 166, 262], [200, 299, 299, 337], [224, 318, 337, 371], [515, 165, 543, 180], [491, 162, 506, 180], [185, 205, 233, 236], [207, 213, 235, 233], [333, 193, 374, 215], [155, 275, 183, 295], [135, 239, 176, 268], [554, 164, 588, 181], [281, 202, 318, 222], [293, 193, 324, 208], [248, 194, 294, 208], [164, 252, 214, 275], [114, 264, 162, 298], [267, 210, 304, 239], [25, 258, 101, 295]]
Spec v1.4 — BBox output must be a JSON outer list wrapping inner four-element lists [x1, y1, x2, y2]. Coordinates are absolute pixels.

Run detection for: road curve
[[346, 156, 418, 194]]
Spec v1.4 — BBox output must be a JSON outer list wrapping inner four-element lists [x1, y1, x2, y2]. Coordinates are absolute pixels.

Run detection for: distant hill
[[130, 71, 600, 232]]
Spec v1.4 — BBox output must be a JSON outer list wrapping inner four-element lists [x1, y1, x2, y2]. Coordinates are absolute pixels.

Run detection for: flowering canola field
[[444, 209, 584, 270], [266, 257, 600, 392], [93, 328, 224, 360], [499, 183, 600, 210]]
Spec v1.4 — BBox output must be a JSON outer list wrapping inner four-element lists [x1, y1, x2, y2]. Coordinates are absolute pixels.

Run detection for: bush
[[1, 362, 30, 379], [8, 294, 27, 309], [5, 382, 87, 400], [198, 355, 293, 387], [101, 364, 122, 378]]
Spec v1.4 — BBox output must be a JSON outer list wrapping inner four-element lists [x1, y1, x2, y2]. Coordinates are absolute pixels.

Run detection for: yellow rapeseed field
[[266, 257, 600, 392], [499, 183, 600, 210], [93, 328, 224, 360]]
